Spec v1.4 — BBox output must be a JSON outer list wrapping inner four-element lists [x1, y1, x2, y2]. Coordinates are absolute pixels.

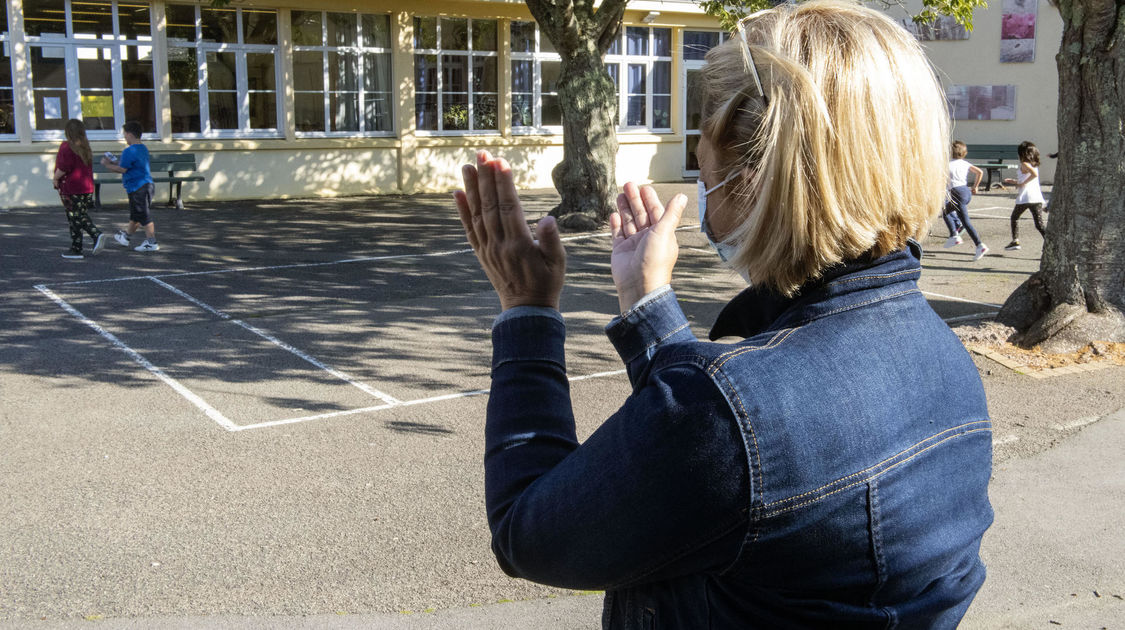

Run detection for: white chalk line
[[1053, 416, 1100, 432], [147, 276, 400, 406], [921, 291, 1003, 309], [230, 369, 629, 432], [993, 434, 1019, 446], [34, 284, 240, 432]]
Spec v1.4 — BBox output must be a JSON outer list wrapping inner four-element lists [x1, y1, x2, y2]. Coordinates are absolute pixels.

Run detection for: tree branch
[[593, 0, 629, 53]]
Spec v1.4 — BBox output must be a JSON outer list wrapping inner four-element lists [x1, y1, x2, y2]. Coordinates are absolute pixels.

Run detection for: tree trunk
[[526, 0, 627, 231], [997, 0, 1125, 351]]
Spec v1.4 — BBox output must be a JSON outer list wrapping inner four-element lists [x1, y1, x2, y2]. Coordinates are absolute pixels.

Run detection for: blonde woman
[[454, 2, 992, 627], [53, 119, 107, 259]]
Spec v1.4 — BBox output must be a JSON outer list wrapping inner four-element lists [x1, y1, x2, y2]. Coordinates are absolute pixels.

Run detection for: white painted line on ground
[[232, 368, 631, 431], [34, 284, 239, 432], [148, 276, 400, 405], [942, 311, 1000, 324], [1053, 416, 1101, 431], [993, 434, 1020, 446], [922, 291, 1003, 309]]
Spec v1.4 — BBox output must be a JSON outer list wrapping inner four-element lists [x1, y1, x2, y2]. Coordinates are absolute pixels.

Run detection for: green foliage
[[697, 0, 985, 32]]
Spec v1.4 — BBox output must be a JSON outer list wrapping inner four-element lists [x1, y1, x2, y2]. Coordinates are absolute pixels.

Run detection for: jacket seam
[[708, 369, 764, 574], [706, 327, 799, 373], [760, 426, 992, 517], [764, 420, 990, 508], [825, 268, 919, 287]]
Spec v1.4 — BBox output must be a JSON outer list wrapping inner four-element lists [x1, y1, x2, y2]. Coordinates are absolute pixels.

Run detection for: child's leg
[[143, 222, 156, 240], [1029, 203, 1046, 236], [952, 188, 983, 246], [941, 204, 960, 237], [71, 194, 101, 239], [60, 193, 84, 253], [1010, 204, 1028, 241]]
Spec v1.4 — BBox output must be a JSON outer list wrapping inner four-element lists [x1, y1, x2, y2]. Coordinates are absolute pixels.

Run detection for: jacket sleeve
[[605, 286, 699, 388], [485, 307, 750, 591]]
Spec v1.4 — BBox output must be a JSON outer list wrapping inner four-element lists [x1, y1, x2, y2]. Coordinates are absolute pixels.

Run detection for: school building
[[1, 0, 1060, 208]]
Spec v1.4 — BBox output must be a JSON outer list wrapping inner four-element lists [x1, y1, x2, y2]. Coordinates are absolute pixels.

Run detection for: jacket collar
[[709, 240, 924, 340]]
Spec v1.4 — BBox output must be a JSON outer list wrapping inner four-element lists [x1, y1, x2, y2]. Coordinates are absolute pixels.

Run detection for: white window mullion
[[321, 49, 330, 131], [111, 44, 126, 130], [197, 46, 210, 133], [236, 52, 249, 131], [64, 46, 81, 120], [648, 61, 657, 130]]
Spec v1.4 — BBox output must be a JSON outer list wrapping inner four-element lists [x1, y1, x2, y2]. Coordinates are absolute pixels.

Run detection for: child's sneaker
[[92, 232, 107, 255], [135, 240, 160, 252], [973, 243, 989, 261], [943, 234, 963, 248], [61, 251, 84, 260], [114, 230, 130, 247], [1004, 240, 1021, 251]]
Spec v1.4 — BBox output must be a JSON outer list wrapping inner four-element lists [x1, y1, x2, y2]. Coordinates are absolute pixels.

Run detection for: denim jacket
[[485, 243, 993, 629]]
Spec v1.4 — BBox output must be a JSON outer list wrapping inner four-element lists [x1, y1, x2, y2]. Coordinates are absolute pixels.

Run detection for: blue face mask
[[698, 172, 750, 283]]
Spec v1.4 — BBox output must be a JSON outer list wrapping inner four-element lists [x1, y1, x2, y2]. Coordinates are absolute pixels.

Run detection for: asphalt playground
[[1, 183, 1121, 628]]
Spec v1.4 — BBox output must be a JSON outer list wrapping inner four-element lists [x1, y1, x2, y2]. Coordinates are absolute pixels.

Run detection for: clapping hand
[[610, 183, 686, 314], [454, 151, 566, 311]]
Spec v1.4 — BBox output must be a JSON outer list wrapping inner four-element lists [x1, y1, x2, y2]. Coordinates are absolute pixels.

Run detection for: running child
[[1004, 141, 1046, 251], [943, 140, 989, 260], [100, 121, 159, 252]]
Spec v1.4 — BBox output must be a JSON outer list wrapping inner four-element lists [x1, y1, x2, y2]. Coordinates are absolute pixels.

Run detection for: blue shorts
[[128, 183, 154, 225]]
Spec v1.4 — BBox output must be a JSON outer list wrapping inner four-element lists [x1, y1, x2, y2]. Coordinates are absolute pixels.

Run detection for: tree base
[[998, 277, 1125, 353], [550, 207, 604, 232]]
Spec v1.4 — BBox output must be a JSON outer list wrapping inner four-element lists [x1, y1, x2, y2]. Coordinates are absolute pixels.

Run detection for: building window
[[1, 9, 14, 138], [290, 11, 393, 135], [606, 26, 672, 131], [21, 0, 156, 140], [510, 20, 561, 132], [166, 4, 280, 137], [414, 17, 498, 133]]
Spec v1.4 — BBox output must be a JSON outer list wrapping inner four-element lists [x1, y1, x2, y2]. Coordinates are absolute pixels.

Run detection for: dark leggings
[[1010, 203, 1046, 241], [60, 192, 101, 253], [944, 186, 982, 246]]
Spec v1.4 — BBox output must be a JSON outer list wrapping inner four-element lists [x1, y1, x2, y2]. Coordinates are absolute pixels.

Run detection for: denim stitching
[[707, 327, 799, 373], [762, 421, 990, 508], [707, 370, 765, 573], [642, 322, 691, 356], [825, 268, 919, 287], [761, 427, 992, 517]]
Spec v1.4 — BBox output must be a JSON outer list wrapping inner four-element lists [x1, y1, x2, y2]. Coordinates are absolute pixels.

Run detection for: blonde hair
[[701, 0, 949, 296], [951, 141, 968, 159]]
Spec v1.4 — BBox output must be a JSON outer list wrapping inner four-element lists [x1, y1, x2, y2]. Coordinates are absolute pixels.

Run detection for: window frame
[[509, 20, 562, 135], [0, 19, 15, 140], [291, 11, 394, 138], [22, 0, 158, 142], [166, 4, 282, 139], [605, 25, 673, 133], [413, 16, 500, 136]]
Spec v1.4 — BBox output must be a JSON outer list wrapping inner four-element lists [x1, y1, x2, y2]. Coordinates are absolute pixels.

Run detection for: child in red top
[[53, 118, 107, 259]]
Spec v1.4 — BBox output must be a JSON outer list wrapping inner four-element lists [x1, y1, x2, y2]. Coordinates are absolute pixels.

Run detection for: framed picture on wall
[[1000, 0, 1037, 62], [947, 85, 1017, 120]]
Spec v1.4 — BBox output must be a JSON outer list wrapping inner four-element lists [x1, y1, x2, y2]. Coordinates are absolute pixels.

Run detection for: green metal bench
[[93, 152, 205, 210], [964, 144, 1019, 191]]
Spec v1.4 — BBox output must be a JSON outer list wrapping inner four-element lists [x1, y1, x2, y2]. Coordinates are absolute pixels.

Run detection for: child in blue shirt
[[100, 121, 159, 251]]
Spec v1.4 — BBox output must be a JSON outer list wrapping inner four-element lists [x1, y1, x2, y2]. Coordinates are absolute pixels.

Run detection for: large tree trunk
[[997, 0, 1125, 351], [526, 0, 627, 231]]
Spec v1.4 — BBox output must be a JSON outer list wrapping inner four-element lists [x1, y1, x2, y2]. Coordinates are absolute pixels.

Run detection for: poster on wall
[[1000, 0, 1037, 62], [899, 16, 970, 40], [946, 85, 1017, 120]]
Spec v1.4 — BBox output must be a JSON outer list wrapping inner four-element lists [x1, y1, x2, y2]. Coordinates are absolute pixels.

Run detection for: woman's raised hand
[[610, 183, 686, 314], [454, 151, 566, 311]]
